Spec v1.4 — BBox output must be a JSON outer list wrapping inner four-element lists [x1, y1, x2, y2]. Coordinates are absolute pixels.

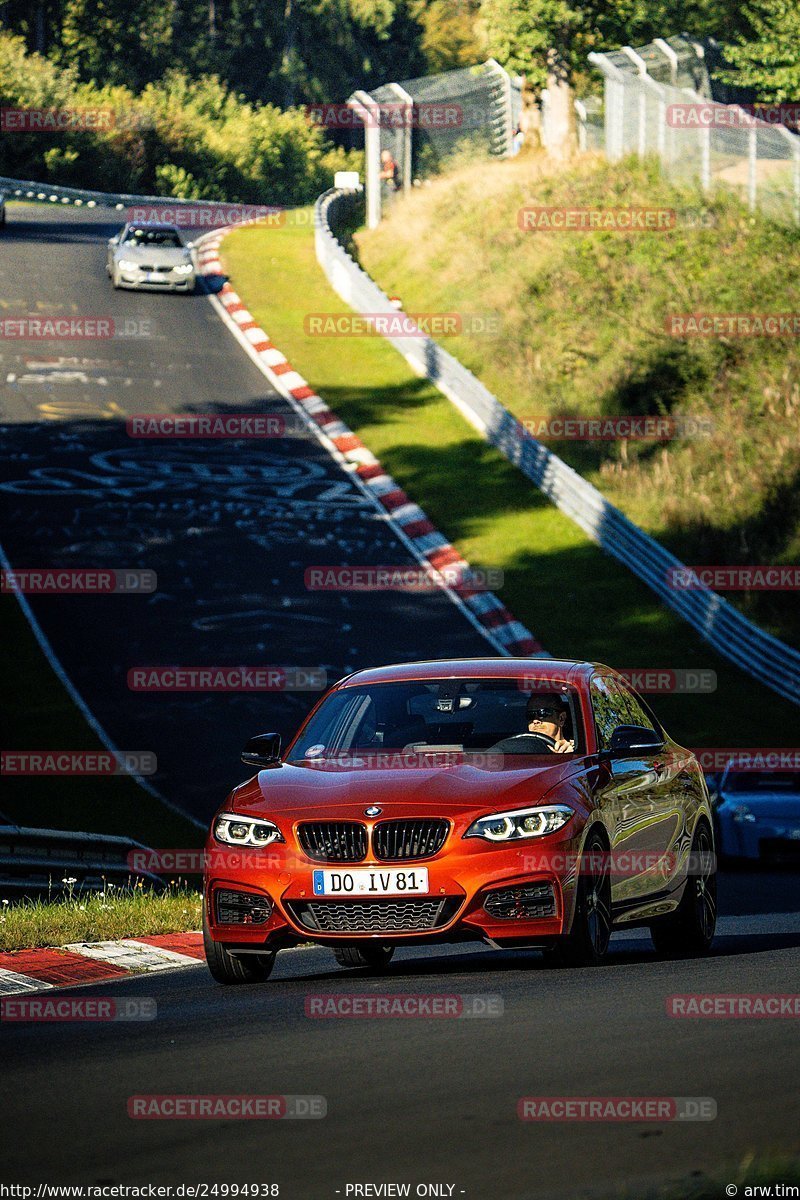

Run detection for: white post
[[643, 76, 666, 162], [588, 53, 627, 162], [620, 47, 649, 159], [350, 90, 381, 228], [776, 124, 800, 225], [699, 122, 711, 191], [574, 98, 587, 152], [485, 58, 514, 156], [388, 81, 413, 195], [653, 38, 679, 85]]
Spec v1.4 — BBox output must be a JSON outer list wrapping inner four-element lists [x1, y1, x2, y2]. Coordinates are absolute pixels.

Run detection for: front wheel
[[203, 910, 276, 984], [544, 830, 612, 967], [650, 821, 716, 957], [333, 944, 395, 972]]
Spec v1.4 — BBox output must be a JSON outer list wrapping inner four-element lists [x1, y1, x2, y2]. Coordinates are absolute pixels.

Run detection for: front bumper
[[717, 811, 800, 860], [204, 832, 583, 949], [116, 266, 195, 291]]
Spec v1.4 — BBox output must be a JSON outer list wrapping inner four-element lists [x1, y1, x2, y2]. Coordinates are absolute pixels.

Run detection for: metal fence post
[[588, 53, 626, 161], [653, 38, 678, 85], [485, 58, 514, 156], [621, 47, 649, 157], [748, 122, 758, 212], [699, 122, 711, 192], [643, 76, 667, 162], [574, 99, 587, 152], [776, 124, 800, 225], [350, 90, 381, 228], [388, 81, 413, 195]]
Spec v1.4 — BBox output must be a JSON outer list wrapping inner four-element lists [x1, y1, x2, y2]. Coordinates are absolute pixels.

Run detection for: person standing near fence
[[379, 148, 401, 199]]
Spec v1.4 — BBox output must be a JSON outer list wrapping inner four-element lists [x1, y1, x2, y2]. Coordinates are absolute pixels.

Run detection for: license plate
[[312, 867, 429, 896], [146, 271, 164, 281]]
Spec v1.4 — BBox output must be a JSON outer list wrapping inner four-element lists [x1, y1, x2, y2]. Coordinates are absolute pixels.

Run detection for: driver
[[491, 694, 575, 754]]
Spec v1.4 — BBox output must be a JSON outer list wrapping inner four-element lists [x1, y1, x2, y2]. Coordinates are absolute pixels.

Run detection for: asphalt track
[[1, 869, 799, 1196], [0, 205, 492, 818]]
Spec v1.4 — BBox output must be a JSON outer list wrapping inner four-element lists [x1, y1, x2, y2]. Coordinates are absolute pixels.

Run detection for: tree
[[60, 0, 172, 89], [481, 0, 583, 90], [411, 0, 485, 73], [480, 0, 752, 93], [716, 0, 800, 103]]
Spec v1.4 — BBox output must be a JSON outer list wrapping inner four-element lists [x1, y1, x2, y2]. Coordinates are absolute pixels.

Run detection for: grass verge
[[0, 884, 202, 951], [0, 595, 201, 847], [356, 152, 800, 645], [220, 212, 800, 745]]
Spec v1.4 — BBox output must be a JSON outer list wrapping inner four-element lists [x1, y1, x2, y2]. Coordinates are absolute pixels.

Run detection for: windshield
[[288, 679, 583, 762], [123, 226, 183, 248]]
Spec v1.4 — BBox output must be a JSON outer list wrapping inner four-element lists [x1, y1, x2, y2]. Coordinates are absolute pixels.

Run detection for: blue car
[[714, 768, 800, 863]]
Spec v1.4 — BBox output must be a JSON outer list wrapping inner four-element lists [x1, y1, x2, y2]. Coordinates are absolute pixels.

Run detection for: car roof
[[124, 222, 181, 233], [337, 658, 599, 688]]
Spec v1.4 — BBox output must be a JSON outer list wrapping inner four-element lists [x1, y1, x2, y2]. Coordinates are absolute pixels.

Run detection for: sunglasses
[[529, 708, 559, 720]]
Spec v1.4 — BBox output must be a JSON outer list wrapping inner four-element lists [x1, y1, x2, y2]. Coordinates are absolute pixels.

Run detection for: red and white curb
[[195, 230, 545, 658], [0, 932, 204, 994]]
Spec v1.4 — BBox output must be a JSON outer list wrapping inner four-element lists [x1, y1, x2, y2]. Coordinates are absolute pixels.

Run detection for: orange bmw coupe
[[203, 659, 716, 982]]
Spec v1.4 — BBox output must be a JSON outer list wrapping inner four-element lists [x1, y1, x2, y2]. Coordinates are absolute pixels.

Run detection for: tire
[[544, 829, 612, 967], [650, 821, 716, 957], [333, 944, 395, 972], [203, 909, 276, 985]]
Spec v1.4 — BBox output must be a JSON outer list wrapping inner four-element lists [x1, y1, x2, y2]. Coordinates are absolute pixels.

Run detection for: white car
[[107, 222, 195, 292]]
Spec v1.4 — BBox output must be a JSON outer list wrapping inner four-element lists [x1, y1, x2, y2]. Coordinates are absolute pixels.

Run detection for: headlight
[[214, 813, 284, 846], [173, 262, 194, 274], [464, 804, 574, 842], [117, 258, 139, 270], [732, 805, 756, 824]]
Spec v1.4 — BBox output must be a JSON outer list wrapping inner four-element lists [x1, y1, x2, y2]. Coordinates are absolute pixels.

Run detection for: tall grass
[[0, 882, 202, 951]]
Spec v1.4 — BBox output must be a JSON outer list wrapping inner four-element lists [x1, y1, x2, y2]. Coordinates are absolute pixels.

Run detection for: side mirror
[[242, 732, 282, 769], [606, 724, 664, 757]]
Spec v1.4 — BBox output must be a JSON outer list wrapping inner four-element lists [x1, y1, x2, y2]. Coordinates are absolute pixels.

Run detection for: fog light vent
[[484, 883, 556, 920], [216, 889, 272, 925]]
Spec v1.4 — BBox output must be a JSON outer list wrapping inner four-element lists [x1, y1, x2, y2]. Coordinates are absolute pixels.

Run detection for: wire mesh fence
[[347, 60, 520, 226], [585, 39, 800, 227]]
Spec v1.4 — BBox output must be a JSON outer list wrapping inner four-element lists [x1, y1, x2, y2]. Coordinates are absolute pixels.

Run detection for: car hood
[[718, 791, 800, 820], [225, 757, 589, 822], [115, 245, 190, 264]]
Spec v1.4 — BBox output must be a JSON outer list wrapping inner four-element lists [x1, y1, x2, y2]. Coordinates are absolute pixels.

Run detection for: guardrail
[[315, 186, 800, 705], [0, 825, 164, 898], [0, 174, 202, 210]]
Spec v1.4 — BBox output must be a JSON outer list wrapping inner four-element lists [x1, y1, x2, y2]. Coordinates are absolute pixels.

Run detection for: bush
[[0, 32, 360, 203]]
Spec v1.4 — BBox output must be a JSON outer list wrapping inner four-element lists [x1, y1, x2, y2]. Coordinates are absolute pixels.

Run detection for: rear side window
[[590, 675, 659, 749]]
